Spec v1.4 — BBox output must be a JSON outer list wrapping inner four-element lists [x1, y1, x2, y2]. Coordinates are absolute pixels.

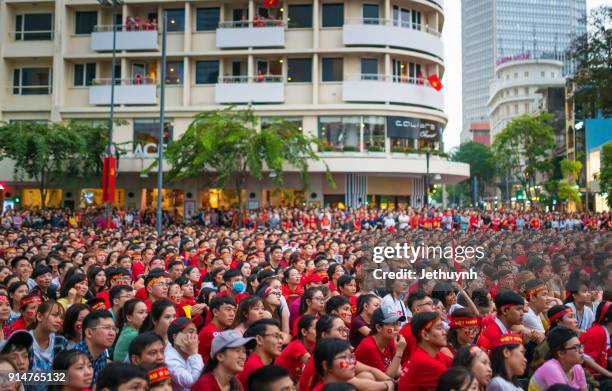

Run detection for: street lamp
[[424, 151, 430, 207], [156, 10, 168, 235], [98, 0, 123, 227]]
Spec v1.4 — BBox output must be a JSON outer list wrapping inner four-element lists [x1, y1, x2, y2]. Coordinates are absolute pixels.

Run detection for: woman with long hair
[[258, 278, 290, 335], [276, 314, 317, 382], [564, 280, 594, 331], [452, 345, 492, 390], [487, 334, 526, 391], [349, 293, 380, 347], [57, 274, 89, 310], [29, 300, 68, 372], [232, 295, 266, 335], [114, 298, 147, 362], [311, 338, 356, 390], [436, 366, 479, 391], [294, 287, 325, 336], [52, 349, 93, 391], [0, 293, 11, 340], [139, 299, 176, 345], [282, 267, 303, 307], [61, 304, 90, 349], [191, 329, 255, 391], [87, 266, 107, 297], [9, 293, 41, 333], [7, 281, 29, 325], [447, 308, 481, 355]]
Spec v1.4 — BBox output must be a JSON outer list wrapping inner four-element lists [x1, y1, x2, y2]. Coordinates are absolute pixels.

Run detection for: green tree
[[557, 159, 583, 206], [163, 108, 333, 211], [600, 142, 612, 207], [0, 121, 108, 207], [569, 5, 612, 118], [492, 113, 556, 203], [450, 141, 495, 202]]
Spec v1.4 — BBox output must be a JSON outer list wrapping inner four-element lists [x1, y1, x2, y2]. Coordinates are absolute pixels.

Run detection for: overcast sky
[[441, 0, 609, 152]]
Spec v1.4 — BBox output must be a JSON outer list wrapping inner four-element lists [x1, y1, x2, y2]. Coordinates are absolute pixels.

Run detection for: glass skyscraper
[[461, 0, 586, 143]]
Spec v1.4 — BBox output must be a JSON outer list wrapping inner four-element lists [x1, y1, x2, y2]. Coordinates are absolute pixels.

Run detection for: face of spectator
[[116, 378, 147, 391], [336, 304, 352, 325], [259, 324, 283, 357], [246, 301, 266, 325], [214, 303, 236, 327], [530, 288, 548, 312], [154, 306, 176, 337], [133, 340, 165, 366], [325, 318, 349, 340], [469, 348, 492, 387], [149, 259, 165, 271], [217, 346, 247, 374], [503, 345, 527, 377], [188, 268, 201, 283], [422, 319, 447, 348], [88, 317, 116, 349], [168, 264, 184, 281], [94, 271, 106, 288], [240, 263, 251, 278], [67, 355, 93, 390], [558, 336, 583, 367], [573, 285, 591, 305], [149, 279, 169, 299], [327, 348, 356, 381], [6, 346, 30, 372], [38, 303, 64, 333], [14, 260, 32, 280], [35, 272, 52, 289]]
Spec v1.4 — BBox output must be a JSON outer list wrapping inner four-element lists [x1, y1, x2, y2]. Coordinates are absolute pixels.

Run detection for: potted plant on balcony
[[319, 143, 337, 153], [342, 145, 361, 156], [366, 145, 386, 156]]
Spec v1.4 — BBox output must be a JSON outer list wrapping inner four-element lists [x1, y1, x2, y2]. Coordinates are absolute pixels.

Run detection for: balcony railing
[[92, 77, 156, 85], [350, 74, 434, 87], [215, 75, 284, 103], [345, 18, 441, 37], [89, 78, 157, 105], [216, 20, 285, 48], [93, 24, 158, 32], [91, 25, 159, 51], [218, 19, 285, 28], [218, 75, 283, 83]]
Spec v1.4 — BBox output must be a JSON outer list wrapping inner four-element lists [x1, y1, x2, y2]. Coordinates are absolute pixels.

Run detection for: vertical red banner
[[102, 157, 117, 204], [102, 157, 109, 203]]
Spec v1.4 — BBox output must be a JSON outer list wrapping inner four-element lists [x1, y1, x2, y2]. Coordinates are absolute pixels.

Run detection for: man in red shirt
[[399, 292, 435, 365], [355, 302, 406, 378], [197, 296, 236, 361], [236, 318, 284, 390], [398, 312, 451, 391], [478, 291, 525, 350], [142, 271, 170, 310]]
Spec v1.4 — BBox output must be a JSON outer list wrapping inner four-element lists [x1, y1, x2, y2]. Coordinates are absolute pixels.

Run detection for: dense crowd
[[0, 206, 609, 391]]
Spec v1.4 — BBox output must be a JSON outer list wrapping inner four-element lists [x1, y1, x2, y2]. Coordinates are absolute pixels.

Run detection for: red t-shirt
[[198, 322, 220, 361], [298, 356, 315, 391], [131, 262, 145, 281], [399, 322, 417, 365], [8, 317, 27, 335], [237, 352, 265, 391], [275, 339, 308, 381], [96, 290, 111, 309], [580, 323, 610, 377], [354, 335, 396, 373], [215, 290, 248, 305], [479, 318, 507, 351], [310, 381, 324, 391], [191, 372, 222, 391], [398, 346, 452, 391]]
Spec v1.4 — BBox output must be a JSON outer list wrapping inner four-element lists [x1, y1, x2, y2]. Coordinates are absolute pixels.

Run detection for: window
[[322, 58, 342, 82], [74, 63, 96, 86], [363, 116, 385, 151], [13, 68, 51, 95], [133, 118, 173, 153], [363, 4, 379, 24], [322, 4, 343, 27], [15, 13, 53, 40], [165, 61, 183, 84], [524, 71, 529, 77], [361, 58, 378, 79], [288, 5, 312, 28], [196, 8, 219, 31], [261, 117, 303, 132], [287, 59, 312, 82], [165, 9, 185, 32], [75, 11, 97, 35], [195, 60, 219, 84], [319, 117, 361, 151]]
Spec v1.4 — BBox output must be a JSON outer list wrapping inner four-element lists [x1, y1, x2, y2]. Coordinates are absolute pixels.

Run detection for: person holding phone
[[164, 317, 204, 391]]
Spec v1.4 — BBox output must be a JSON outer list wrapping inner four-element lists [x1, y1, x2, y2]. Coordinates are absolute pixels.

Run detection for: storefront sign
[[387, 116, 441, 141], [126, 143, 167, 158]]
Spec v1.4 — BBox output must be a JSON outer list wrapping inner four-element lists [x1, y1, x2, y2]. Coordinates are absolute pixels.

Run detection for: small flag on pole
[[427, 75, 443, 91], [263, 0, 279, 8]]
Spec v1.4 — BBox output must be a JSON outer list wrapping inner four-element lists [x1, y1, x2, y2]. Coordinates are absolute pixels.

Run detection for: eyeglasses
[[263, 333, 284, 340], [416, 301, 434, 307], [93, 325, 118, 333], [334, 326, 350, 335], [267, 291, 282, 297], [153, 282, 170, 287], [312, 296, 327, 302], [334, 353, 356, 363], [563, 344, 583, 352]]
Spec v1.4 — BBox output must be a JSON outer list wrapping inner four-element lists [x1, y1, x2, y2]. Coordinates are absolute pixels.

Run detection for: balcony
[[89, 78, 157, 105], [216, 20, 285, 49], [342, 75, 444, 111], [91, 25, 159, 52], [215, 76, 284, 104], [343, 19, 443, 60]]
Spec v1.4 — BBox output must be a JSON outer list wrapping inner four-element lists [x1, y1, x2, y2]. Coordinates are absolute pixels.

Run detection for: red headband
[[20, 295, 42, 308], [90, 301, 106, 311], [549, 308, 572, 323], [597, 301, 611, 324], [419, 317, 439, 336], [147, 367, 170, 384], [492, 333, 523, 349], [449, 316, 480, 329], [147, 276, 165, 288], [0, 295, 9, 304], [525, 285, 546, 300]]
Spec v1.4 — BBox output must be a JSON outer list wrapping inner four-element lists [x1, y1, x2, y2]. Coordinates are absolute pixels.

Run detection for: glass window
[[75, 11, 97, 35], [165, 9, 185, 32], [361, 58, 378, 79], [322, 58, 342, 82], [133, 118, 173, 154], [362, 4, 379, 24], [288, 4, 312, 28], [261, 117, 303, 131], [195, 60, 219, 84], [363, 116, 385, 151], [13, 68, 51, 95], [165, 61, 183, 85], [322, 4, 343, 27], [196, 7, 219, 31], [287, 58, 312, 82], [318, 116, 361, 151], [15, 13, 53, 40], [74, 63, 96, 86]]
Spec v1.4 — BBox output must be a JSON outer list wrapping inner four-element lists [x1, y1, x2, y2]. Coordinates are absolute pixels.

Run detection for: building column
[[247, 54, 254, 79], [248, 0, 255, 20], [0, 0, 6, 121], [385, 0, 391, 20], [183, 56, 190, 105], [51, 0, 65, 121], [384, 53, 391, 78], [312, 53, 319, 105], [184, 2, 191, 52], [313, 0, 319, 47]]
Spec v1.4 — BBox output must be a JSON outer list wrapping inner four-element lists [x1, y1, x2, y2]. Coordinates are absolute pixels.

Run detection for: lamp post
[[98, 0, 123, 227], [156, 11, 167, 235], [424, 151, 430, 208]]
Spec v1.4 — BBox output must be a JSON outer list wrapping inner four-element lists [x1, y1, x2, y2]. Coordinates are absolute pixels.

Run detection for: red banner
[[263, 0, 279, 8], [102, 157, 116, 204], [428, 75, 443, 91]]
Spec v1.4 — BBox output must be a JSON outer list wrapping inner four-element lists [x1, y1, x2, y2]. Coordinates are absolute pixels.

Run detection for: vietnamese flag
[[102, 156, 116, 204], [263, 0, 279, 8], [427, 74, 443, 91]]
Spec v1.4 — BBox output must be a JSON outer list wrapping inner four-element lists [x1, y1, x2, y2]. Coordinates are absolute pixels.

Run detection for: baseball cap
[[372, 302, 406, 325], [210, 329, 256, 359], [0, 330, 33, 354], [167, 317, 193, 345]]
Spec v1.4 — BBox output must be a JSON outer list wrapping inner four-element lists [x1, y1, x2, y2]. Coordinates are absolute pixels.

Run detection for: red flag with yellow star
[[428, 74, 443, 91], [263, 0, 279, 8]]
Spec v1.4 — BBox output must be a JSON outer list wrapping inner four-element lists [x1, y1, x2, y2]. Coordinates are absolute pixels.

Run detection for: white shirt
[[565, 302, 595, 331], [381, 294, 411, 325], [523, 306, 545, 332], [164, 343, 204, 391]]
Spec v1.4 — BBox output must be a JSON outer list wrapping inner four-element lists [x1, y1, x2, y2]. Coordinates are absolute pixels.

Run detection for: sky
[[441, 0, 609, 152]]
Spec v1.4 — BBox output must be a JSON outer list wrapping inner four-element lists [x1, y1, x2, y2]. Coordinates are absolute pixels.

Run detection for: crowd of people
[[0, 205, 609, 391]]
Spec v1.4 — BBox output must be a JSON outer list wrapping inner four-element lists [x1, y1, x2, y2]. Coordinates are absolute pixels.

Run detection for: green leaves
[[601, 142, 612, 207]]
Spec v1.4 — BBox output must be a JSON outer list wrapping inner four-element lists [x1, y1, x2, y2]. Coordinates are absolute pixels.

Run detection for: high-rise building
[[461, 0, 586, 144], [0, 0, 468, 211]]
